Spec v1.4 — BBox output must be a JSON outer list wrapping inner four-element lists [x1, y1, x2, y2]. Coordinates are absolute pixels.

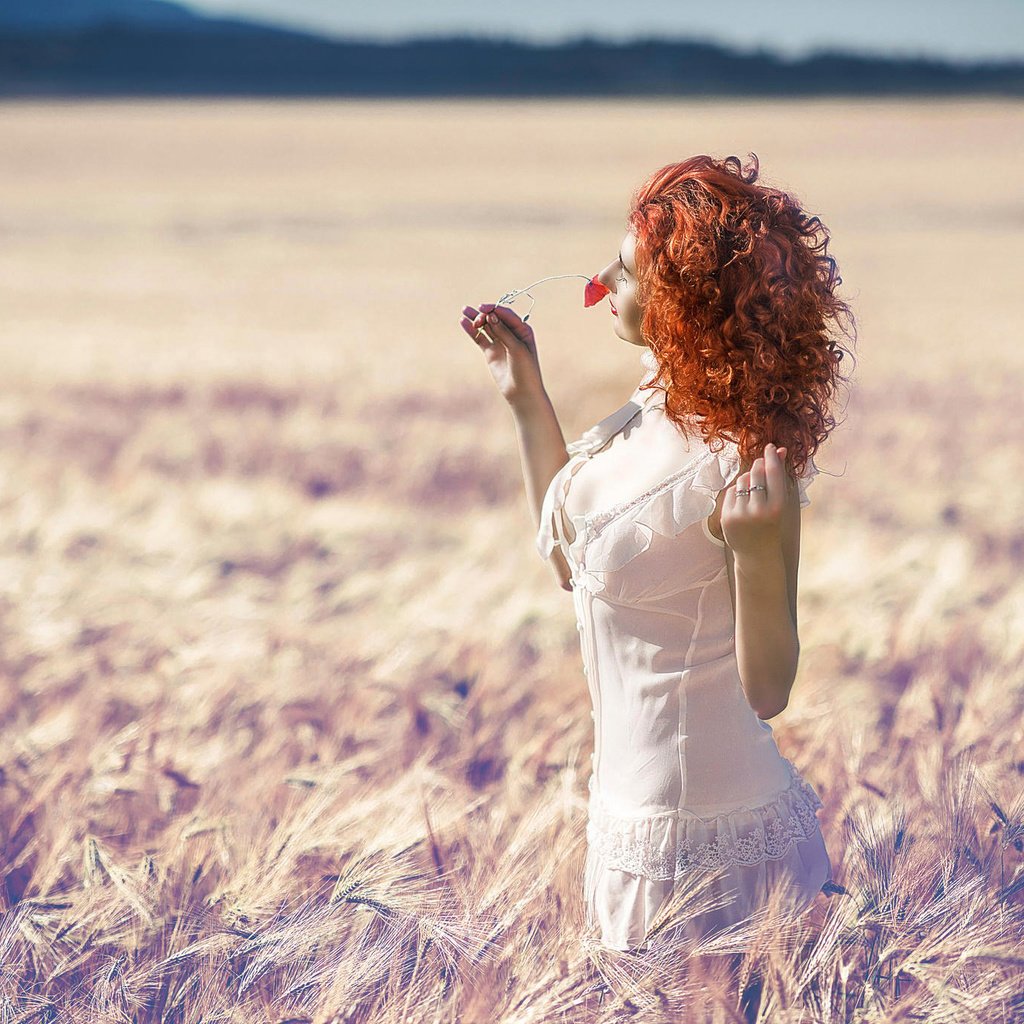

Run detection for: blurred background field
[[1, 97, 1023, 1019]]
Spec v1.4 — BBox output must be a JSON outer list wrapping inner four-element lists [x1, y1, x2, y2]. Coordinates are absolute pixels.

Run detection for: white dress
[[536, 348, 833, 953]]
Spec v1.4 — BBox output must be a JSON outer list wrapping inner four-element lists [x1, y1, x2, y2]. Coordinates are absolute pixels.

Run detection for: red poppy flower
[[584, 275, 610, 308]]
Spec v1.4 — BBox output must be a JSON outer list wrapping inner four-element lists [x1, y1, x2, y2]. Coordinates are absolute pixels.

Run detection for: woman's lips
[[610, 302, 618, 316]]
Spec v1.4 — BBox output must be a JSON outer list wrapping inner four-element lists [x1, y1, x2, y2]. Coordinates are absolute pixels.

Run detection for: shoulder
[[704, 442, 803, 539]]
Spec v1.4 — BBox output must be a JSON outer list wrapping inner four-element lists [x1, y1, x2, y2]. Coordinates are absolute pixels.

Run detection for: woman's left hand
[[721, 443, 790, 562]]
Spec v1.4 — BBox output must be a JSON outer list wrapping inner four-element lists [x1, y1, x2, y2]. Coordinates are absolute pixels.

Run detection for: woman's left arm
[[719, 443, 802, 720]]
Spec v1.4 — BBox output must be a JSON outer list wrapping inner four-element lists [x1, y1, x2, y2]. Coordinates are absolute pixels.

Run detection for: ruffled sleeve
[[535, 462, 564, 561], [795, 455, 818, 508], [571, 445, 741, 593], [636, 442, 817, 533], [575, 442, 821, 596], [689, 444, 820, 510], [616, 440, 742, 544]]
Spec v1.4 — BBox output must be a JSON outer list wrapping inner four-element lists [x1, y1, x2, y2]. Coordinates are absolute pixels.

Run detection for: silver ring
[[749, 484, 767, 492], [735, 488, 750, 496]]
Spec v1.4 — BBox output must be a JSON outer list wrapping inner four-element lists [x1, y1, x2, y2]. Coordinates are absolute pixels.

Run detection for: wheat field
[[0, 96, 1022, 1021]]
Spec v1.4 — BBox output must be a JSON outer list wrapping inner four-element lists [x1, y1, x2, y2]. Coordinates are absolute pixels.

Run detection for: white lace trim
[[567, 440, 818, 594], [585, 449, 717, 534], [586, 759, 824, 881]]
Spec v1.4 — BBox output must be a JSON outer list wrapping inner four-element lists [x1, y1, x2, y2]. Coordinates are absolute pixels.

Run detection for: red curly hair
[[627, 153, 855, 477]]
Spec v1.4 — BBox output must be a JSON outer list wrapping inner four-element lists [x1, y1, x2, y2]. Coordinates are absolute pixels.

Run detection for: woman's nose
[[597, 262, 617, 291]]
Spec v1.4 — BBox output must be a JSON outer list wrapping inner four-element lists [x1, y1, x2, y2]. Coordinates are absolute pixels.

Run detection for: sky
[[182, 0, 1024, 63]]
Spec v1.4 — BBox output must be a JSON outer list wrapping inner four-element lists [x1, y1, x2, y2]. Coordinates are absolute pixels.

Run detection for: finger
[[484, 304, 531, 344], [479, 310, 524, 348], [746, 452, 766, 506], [461, 306, 486, 332], [721, 478, 739, 538], [732, 470, 750, 502], [764, 443, 786, 494], [459, 314, 480, 339], [460, 312, 499, 347], [465, 304, 503, 326], [486, 305, 521, 328], [461, 305, 509, 344]]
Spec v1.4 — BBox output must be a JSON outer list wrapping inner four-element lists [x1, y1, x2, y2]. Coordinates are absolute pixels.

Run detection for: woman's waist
[[589, 655, 766, 721], [585, 636, 743, 680], [591, 723, 793, 815], [585, 753, 815, 823]]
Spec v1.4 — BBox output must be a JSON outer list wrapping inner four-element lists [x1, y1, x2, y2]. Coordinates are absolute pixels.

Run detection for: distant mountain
[[0, 22, 1021, 97], [0, 0, 205, 32]]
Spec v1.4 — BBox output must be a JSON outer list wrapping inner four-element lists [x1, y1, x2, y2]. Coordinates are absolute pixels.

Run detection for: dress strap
[[566, 381, 664, 459]]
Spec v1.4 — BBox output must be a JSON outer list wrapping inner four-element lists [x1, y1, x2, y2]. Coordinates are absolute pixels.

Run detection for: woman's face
[[596, 229, 646, 348]]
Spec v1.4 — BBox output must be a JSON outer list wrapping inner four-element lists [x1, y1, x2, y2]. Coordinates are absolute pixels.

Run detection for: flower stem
[[498, 274, 593, 304]]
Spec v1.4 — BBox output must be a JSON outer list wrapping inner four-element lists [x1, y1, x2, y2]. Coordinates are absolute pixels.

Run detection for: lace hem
[[586, 759, 825, 881]]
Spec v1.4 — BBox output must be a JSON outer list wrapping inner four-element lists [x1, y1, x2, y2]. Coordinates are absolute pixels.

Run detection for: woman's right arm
[[459, 301, 574, 591]]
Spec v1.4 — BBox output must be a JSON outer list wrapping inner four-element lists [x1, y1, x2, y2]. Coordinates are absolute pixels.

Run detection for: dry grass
[[0, 96, 1022, 1021]]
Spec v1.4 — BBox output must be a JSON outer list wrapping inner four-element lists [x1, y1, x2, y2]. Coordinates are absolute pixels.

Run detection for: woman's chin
[[610, 323, 643, 347]]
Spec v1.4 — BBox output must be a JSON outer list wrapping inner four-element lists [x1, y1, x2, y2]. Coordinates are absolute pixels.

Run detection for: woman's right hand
[[459, 302, 546, 408]]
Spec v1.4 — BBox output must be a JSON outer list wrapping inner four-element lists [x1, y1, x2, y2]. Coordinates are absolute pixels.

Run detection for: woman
[[459, 153, 854, 954]]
